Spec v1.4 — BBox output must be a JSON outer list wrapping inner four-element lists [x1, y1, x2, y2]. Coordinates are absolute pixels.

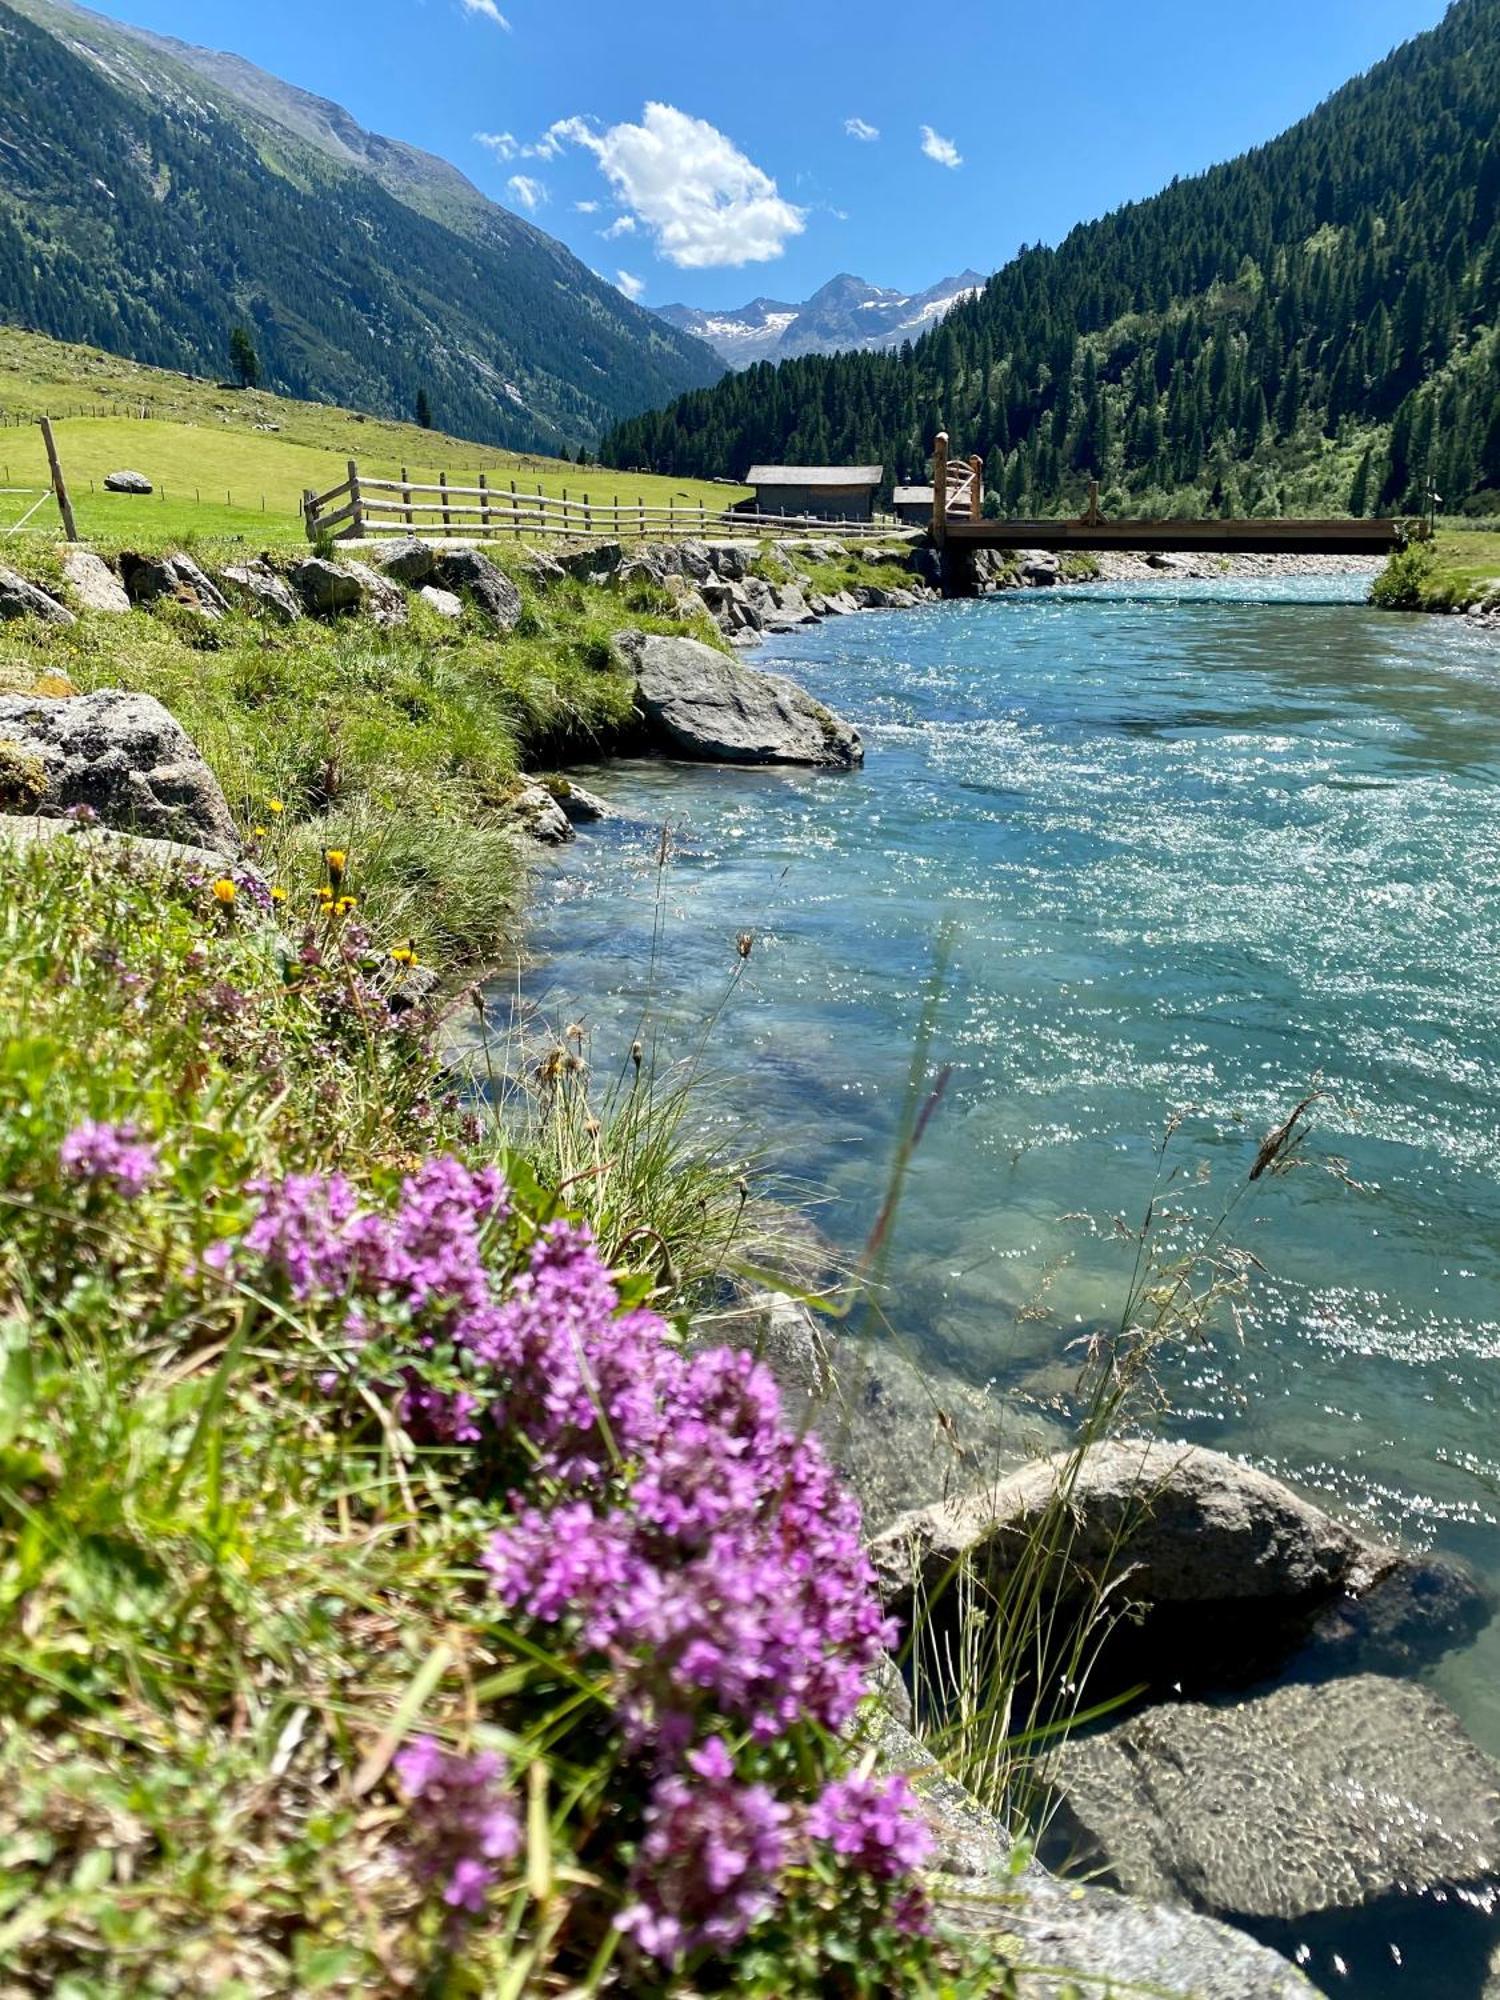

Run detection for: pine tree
[[415, 388, 433, 430], [228, 324, 259, 389]]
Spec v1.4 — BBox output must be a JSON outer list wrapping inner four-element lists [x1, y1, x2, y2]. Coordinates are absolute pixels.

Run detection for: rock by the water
[[871, 1440, 1404, 1692], [0, 689, 239, 851], [0, 813, 258, 900], [119, 551, 228, 617], [433, 550, 522, 631], [290, 557, 364, 618], [372, 538, 437, 587], [508, 782, 574, 846], [61, 550, 130, 614], [1019, 550, 1061, 585], [103, 469, 153, 495], [1048, 1675, 1500, 1929], [218, 562, 302, 625], [543, 776, 610, 825], [0, 566, 75, 626], [621, 631, 862, 768], [418, 585, 464, 621]]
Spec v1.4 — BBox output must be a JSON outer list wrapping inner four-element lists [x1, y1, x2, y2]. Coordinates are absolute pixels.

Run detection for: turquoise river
[[502, 574, 1500, 1994]]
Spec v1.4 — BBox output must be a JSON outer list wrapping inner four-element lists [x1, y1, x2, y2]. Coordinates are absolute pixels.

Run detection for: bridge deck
[[942, 517, 1408, 557]]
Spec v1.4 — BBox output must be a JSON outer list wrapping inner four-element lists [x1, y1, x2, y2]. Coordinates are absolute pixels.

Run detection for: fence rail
[[303, 461, 908, 545]]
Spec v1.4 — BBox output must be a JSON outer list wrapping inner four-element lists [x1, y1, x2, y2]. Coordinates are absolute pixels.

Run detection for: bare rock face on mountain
[[0, 566, 75, 626], [617, 631, 862, 768], [0, 689, 239, 852]]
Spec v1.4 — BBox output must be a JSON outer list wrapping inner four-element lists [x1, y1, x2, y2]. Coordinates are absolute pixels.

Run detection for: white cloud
[[547, 102, 805, 269], [844, 116, 879, 142], [574, 199, 600, 214], [602, 213, 637, 239], [507, 174, 548, 211], [460, 0, 510, 26], [920, 124, 962, 169], [615, 269, 646, 301], [474, 130, 519, 159]]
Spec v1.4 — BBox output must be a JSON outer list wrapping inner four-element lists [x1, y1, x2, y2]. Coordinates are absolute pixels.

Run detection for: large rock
[[371, 537, 437, 587], [218, 562, 302, 625], [0, 690, 239, 852], [863, 1710, 1314, 1998], [432, 549, 523, 631], [289, 556, 364, 617], [118, 551, 228, 617], [341, 561, 407, 627], [870, 1441, 1412, 1693], [418, 585, 464, 622], [0, 566, 74, 626], [621, 631, 862, 768], [508, 782, 574, 846], [0, 814, 263, 904], [61, 550, 130, 614], [102, 469, 152, 495], [1047, 1676, 1500, 1985]]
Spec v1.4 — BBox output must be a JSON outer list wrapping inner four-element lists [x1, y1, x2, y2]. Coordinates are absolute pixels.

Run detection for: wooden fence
[[302, 460, 907, 545]]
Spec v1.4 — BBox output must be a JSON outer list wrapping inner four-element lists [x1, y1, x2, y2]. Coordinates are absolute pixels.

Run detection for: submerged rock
[[1047, 1675, 1500, 1931], [0, 689, 239, 851], [618, 630, 862, 768]]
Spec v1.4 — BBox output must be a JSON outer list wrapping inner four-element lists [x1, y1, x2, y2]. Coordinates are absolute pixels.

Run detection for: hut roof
[[746, 465, 884, 488]]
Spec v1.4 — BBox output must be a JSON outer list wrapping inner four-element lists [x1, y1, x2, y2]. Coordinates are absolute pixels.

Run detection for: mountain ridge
[[0, 0, 724, 451], [657, 270, 987, 367]]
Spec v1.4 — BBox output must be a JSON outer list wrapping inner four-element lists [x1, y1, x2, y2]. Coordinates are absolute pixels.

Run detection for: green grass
[[0, 554, 720, 972], [0, 329, 749, 550], [1370, 529, 1500, 612]]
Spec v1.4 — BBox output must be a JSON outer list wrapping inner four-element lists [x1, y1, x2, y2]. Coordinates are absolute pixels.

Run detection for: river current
[[503, 575, 1500, 1989]]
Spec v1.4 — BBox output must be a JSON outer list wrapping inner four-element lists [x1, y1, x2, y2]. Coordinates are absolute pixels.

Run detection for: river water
[[503, 576, 1500, 1992]]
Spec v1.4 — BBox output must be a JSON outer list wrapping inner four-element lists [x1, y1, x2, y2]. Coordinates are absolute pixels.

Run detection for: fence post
[[347, 458, 364, 539], [38, 417, 78, 541], [639, 496, 645, 539], [303, 489, 316, 541], [479, 471, 491, 532], [439, 471, 450, 532], [584, 491, 592, 535], [400, 465, 413, 533]]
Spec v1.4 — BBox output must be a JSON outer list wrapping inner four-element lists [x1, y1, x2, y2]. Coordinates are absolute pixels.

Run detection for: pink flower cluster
[[227, 1157, 930, 1960], [59, 1120, 159, 1197], [393, 1736, 520, 1914]]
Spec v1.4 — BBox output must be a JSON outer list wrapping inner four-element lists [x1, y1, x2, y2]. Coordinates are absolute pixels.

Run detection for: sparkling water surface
[[502, 577, 1500, 1988]]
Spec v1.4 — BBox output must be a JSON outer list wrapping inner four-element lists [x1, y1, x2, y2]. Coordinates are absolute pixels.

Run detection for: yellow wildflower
[[391, 944, 419, 967], [211, 877, 237, 905], [267, 799, 285, 815], [252, 825, 269, 839], [270, 886, 288, 905], [335, 896, 358, 916]]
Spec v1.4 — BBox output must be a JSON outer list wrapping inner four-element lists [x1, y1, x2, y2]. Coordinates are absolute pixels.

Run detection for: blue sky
[[83, 0, 1452, 308]]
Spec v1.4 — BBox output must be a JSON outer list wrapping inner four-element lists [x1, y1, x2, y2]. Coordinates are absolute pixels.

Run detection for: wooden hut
[[744, 464, 884, 523]]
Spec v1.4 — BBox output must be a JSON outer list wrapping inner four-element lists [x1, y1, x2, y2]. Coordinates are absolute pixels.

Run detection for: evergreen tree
[[228, 324, 259, 389], [415, 387, 433, 430]]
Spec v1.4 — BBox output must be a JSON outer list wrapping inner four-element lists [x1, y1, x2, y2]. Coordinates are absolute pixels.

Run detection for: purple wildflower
[[394, 1736, 521, 1916], [807, 1771, 934, 1881], [59, 1120, 159, 1198], [615, 1738, 789, 1962]]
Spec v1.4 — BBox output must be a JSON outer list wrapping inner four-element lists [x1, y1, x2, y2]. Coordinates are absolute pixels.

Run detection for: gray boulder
[[0, 566, 75, 626], [290, 557, 364, 618], [218, 562, 302, 625], [557, 543, 624, 582], [0, 814, 267, 909], [431, 549, 522, 632], [1048, 1676, 1500, 1932], [61, 550, 130, 614], [1020, 550, 1061, 585], [703, 541, 750, 581], [0, 689, 239, 852], [518, 551, 567, 588], [620, 631, 862, 768], [342, 561, 407, 627], [542, 776, 610, 825], [508, 782, 574, 846], [418, 585, 464, 621], [676, 540, 715, 583], [103, 469, 152, 495], [372, 537, 437, 587], [119, 551, 229, 617]]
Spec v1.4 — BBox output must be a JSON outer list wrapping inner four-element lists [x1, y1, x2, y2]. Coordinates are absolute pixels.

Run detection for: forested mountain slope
[[605, 0, 1500, 516], [0, 0, 723, 453]]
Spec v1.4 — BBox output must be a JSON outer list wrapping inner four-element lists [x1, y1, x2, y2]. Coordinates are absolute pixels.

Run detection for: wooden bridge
[[930, 434, 1422, 560]]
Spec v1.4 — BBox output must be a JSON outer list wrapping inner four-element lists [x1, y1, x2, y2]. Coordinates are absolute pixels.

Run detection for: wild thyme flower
[[394, 1736, 521, 1916], [615, 1738, 788, 1962], [807, 1771, 934, 1881], [59, 1120, 159, 1197]]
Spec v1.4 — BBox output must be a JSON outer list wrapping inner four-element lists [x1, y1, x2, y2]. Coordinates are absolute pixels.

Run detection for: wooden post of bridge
[[932, 433, 949, 545], [1085, 477, 1101, 527], [346, 459, 364, 539], [970, 454, 983, 523], [38, 417, 78, 541]]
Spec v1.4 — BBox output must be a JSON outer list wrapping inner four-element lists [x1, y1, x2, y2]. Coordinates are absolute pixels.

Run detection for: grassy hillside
[[0, 331, 747, 549], [0, 0, 722, 453]]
